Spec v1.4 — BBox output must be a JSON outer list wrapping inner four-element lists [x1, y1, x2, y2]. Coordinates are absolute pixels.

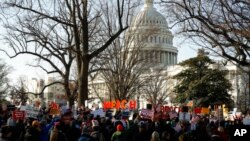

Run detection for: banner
[[140, 109, 154, 120], [12, 111, 25, 120]]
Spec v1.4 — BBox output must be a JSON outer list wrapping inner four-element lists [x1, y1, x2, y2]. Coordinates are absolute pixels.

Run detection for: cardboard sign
[[140, 109, 154, 120], [12, 111, 25, 120]]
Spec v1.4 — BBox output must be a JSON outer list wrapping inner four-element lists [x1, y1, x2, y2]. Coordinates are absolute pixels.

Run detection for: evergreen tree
[[173, 50, 233, 107]]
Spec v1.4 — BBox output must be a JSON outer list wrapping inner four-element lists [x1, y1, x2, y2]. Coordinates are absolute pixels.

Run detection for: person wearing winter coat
[[24, 120, 42, 141], [40, 118, 58, 141], [90, 120, 105, 141], [111, 124, 126, 141]]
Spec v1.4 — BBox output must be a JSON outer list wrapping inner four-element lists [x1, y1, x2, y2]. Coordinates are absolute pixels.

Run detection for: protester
[[111, 124, 125, 141], [24, 120, 41, 141], [133, 121, 150, 141], [150, 131, 160, 141], [90, 120, 105, 141], [78, 124, 94, 141]]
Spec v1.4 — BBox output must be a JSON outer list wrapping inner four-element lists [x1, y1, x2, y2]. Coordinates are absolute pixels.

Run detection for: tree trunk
[[78, 61, 89, 107]]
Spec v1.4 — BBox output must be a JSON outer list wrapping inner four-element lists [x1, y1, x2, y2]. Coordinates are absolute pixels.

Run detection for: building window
[[150, 36, 153, 42], [155, 36, 157, 43], [159, 37, 161, 43]]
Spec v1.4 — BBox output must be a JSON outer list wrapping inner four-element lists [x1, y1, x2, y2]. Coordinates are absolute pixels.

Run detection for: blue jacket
[[39, 121, 55, 141]]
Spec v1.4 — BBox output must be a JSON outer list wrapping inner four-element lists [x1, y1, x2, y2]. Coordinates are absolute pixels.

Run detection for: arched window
[[150, 36, 153, 42]]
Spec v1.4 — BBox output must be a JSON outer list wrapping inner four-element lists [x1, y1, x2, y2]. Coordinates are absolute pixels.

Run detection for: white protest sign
[[21, 105, 39, 119], [91, 109, 105, 117]]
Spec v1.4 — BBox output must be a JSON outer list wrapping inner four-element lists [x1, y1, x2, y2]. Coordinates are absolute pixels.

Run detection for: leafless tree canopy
[[0, 0, 141, 106], [140, 71, 172, 106], [161, 0, 250, 66]]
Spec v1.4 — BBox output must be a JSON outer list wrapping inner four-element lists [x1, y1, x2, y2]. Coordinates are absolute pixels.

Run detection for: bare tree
[[89, 20, 161, 101], [0, 8, 77, 107], [140, 69, 173, 106], [0, 0, 141, 106], [161, 0, 250, 66]]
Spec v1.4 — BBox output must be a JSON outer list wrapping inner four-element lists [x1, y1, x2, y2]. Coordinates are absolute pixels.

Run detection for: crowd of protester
[[0, 105, 249, 141]]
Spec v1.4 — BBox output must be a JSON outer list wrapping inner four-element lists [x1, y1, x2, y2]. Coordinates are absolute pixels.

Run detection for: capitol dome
[[127, 0, 178, 67]]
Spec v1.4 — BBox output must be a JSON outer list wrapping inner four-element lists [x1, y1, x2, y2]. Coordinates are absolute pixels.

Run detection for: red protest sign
[[12, 111, 25, 120]]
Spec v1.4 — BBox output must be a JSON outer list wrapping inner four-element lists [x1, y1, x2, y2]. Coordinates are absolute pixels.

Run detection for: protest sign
[[20, 105, 39, 119], [91, 109, 105, 117], [201, 108, 209, 114], [140, 109, 154, 120], [194, 108, 201, 114], [12, 111, 25, 120], [49, 102, 60, 115], [179, 112, 190, 121]]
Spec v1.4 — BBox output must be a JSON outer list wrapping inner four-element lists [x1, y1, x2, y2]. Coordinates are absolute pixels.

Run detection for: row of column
[[140, 50, 177, 65]]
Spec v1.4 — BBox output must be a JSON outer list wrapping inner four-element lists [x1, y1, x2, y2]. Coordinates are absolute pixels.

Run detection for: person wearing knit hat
[[111, 124, 126, 141], [116, 124, 123, 131]]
